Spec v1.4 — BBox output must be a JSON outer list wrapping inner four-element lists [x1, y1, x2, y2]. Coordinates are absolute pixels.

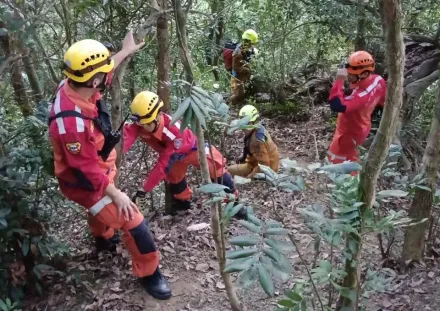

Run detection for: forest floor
[[26, 106, 440, 311]]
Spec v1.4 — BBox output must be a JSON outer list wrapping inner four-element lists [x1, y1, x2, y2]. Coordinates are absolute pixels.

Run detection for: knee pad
[[129, 220, 157, 254], [169, 178, 188, 195]]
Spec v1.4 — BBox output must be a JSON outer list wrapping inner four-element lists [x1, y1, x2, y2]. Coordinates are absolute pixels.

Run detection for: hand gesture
[[113, 190, 139, 220], [122, 30, 145, 55], [336, 68, 347, 81]]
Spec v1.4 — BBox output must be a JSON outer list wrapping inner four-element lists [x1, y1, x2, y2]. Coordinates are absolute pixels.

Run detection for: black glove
[[235, 153, 246, 164]]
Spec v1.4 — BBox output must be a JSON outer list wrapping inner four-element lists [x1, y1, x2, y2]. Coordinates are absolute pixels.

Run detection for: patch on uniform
[[65, 142, 81, 154], [174, 138, 183, 150], [344, 95, 354, 100], [90, 120, 95, 133]]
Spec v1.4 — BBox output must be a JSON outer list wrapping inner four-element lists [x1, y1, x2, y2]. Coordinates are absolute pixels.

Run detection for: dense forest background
[[1, 0, 440, 310]]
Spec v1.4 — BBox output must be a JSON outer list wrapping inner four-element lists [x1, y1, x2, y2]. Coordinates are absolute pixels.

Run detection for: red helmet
[[346, 51, 375, 75]]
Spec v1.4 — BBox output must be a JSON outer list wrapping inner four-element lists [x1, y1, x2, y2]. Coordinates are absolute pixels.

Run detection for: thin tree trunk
[[208, 0, 224, 81], [172, 1, 241, 309], [338, 0, 405, 308], [17, 41, 43, 103], [354, 0, 366, 51], [401, 76, 440, 263], [157, 0, 172, 213], [0, 21, 32, 116], [157, 0, 171, 110], [32, 31, 59, 85]]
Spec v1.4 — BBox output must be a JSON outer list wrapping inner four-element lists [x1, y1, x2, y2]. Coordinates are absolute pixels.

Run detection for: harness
[[48, 100, 128, 161]]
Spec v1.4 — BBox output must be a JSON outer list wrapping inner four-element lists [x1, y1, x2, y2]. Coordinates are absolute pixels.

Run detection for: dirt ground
[[25, 107, 440, 311]]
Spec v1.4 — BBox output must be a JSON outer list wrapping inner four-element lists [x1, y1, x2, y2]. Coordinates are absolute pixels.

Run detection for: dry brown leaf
[[195, 263, 209, 272], [216, 281, 225, 289]]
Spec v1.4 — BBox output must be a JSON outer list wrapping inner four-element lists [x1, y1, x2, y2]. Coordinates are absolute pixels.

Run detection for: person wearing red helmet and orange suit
[[327, 51, 387, 166]]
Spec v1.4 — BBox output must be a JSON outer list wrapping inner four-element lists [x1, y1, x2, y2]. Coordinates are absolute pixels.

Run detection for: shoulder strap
[[48, 110, 94, 126]]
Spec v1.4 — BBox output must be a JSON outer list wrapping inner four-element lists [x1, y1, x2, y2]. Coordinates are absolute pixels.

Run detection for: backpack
[[222, 41, 239, 72]]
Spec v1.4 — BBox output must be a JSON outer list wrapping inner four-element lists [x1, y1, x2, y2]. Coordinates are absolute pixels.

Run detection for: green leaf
[[264, 238, 295, 251], [191, 100, 207, 129], [263, 247, 289, 265], [171, 97, 191, 125], [286, 291, 303, 302], [233, 175, 252, 185], [258, 263, 275, 297], [0, 208, 11, 217], [277, 181, 299, 191], [295, 176, 306, 190], [280, 158, 297, 169], [266, 227, 289, 236], [198, 183, 229, 194], [261, 256, 291, 281], [0, 218, 8, 228], [229, 235, 260, 246], [238, 265, 258, 288], [192, 86, 211, 100], [415, 185, 432, 192], [237, 220, 261, 233], [377, 189, 408, 199], [205, 196, 225, 204], [180, 106, 193, 132], [229, 203, 245, 218], [278, 299, 296, 307], [320, 162, 361, 174], [223, 201, 235, 217], [259, 164, 276, 179], [247, 214, 262, 226], [192, 89, 215, 110], [266, 219, 282, 228], [22, 238, 29, 256], [226, 248, 258, 259], [0, 300, 7, 311], [224, 256, 256, 273]]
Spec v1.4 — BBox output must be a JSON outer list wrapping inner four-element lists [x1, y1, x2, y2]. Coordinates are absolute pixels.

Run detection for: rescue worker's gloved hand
[[336, 68, 348, 81]]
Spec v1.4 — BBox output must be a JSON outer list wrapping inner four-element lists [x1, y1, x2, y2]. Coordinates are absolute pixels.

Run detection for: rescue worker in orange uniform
[[229, 29, 259, 106], [227, 105, 279, 178], [123, 91, 247, 219], [48, 33, 172, 300], [327, 51, 387, 164]]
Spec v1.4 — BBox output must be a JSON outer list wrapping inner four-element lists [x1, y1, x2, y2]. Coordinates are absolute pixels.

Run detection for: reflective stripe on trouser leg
[[327, 150, 347, 162]]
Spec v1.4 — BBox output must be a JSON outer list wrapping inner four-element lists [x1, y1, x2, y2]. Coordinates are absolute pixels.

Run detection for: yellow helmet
[[242, 29, 259, 44], [239, 104, 259, 122], [63, 39, 114, 83], [130, 91, 164, 124]]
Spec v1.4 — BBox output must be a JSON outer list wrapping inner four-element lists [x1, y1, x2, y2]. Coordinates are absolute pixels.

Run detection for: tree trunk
[[157, 0, 171, 110], [157, 0, 173, 213], [172, 0, 194, 83], [32, 31, 59, 85], [0, 21, 32, 116], [401, 76, 440, 263], [208, 0, 224, 81], [172, 2, 241, 309], [338, 0, 405, 308], [16, 40, 43, 103], [355, 0, 366, 51]]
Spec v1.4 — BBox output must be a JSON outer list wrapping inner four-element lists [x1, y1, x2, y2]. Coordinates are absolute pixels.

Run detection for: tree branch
[[334, 0, 379, 17]]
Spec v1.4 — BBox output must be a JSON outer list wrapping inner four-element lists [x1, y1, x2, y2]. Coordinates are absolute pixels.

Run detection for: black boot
[[140, 268, 172, 300], [95, 232, 121, 253], [171, 199, 192, 212], [232, 201, 248, 220]]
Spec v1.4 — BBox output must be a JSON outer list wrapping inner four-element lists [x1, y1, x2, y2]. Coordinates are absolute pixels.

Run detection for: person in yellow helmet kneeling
[[228, 29, 259, 106], [228, 105, 279, 178]]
